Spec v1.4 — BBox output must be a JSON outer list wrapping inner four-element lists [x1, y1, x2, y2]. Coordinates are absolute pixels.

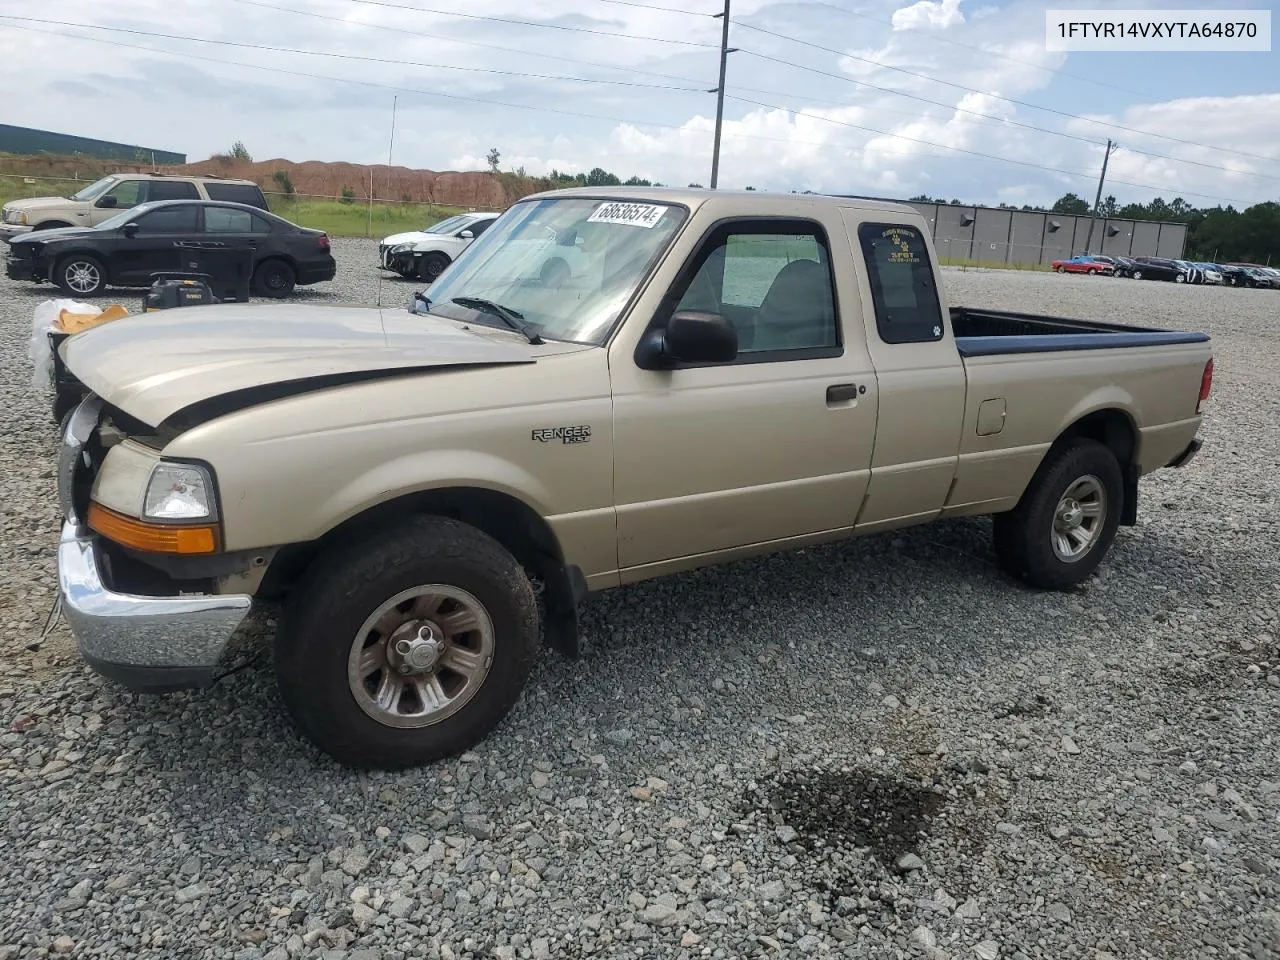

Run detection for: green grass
[[263, 197, 474, 237], [0, 178, 477, 238]]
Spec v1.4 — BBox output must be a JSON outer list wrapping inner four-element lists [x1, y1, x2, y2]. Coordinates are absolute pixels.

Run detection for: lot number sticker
[[588, 202, 667, 228]]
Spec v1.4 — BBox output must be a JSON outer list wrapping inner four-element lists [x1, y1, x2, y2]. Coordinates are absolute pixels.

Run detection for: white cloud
[[891, 0, 965, 32]]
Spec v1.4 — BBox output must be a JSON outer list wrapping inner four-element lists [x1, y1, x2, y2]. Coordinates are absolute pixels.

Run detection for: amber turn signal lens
[[87, 502, 218, 555]]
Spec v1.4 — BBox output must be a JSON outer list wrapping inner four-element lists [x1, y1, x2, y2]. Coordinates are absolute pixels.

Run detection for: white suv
[[378, 211, 501, 281], [1, 173, 268, 243]]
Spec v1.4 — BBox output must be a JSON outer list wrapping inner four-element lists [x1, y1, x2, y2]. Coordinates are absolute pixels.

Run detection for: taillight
[[1197, 358, 1213, 412], [318, 233, 330, 250]]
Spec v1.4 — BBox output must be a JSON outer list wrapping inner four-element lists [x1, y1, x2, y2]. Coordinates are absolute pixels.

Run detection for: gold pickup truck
[[52, 187, 1213, 768]]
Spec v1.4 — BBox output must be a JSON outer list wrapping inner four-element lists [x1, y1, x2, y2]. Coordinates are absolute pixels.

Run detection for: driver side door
[[107, 204, 199, 285], [608, 215, 878, 580], [89, 179, 146, 226]]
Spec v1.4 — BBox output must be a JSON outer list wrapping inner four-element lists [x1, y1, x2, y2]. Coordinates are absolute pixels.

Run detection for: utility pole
[[1083, 138, 1117, 255], [709, 0, 734, 189]]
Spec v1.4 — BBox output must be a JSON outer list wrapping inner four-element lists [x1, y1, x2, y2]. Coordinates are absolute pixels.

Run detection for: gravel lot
[[2, 239, 1278, 960]]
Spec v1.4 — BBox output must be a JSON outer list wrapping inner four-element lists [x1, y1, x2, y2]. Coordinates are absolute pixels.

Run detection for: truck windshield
[[421, 197, 687, 345], [68, 176, 119, 202]]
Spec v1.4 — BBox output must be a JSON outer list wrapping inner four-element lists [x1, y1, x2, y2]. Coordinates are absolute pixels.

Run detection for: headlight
[[390, 243, 413, 254], [143, 462, 215, 521]]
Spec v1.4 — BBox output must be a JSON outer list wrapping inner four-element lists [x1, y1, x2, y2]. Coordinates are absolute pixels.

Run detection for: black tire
[[1055, 266, 1066, 274], [54, 254, 106, 296], [418, 252, 450, 283], [1175, 273, 1186, 284], [1132, 270, 1144, 280], [253, 259, 296, 298], [992, 439, 1123, 591], [52, 390, 83, 428], [274, 515, 540, 769]]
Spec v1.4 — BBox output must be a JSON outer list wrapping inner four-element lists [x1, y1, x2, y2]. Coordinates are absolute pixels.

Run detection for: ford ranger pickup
[[50, 187, 1213, 769]]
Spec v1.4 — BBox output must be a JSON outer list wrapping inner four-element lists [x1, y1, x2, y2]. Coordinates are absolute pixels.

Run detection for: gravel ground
[[2, 240, 1278, 960]]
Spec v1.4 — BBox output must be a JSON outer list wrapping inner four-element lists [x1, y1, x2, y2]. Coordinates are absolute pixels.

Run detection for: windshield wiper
[[450, 297, 544, 344]]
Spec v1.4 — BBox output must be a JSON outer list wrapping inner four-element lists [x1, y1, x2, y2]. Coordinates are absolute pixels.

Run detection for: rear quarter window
[[203, 182, 269, 209], [857, 222, 945, 345]]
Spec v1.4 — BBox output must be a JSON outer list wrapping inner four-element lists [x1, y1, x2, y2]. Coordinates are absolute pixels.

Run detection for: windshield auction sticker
[[588, 202, 668, 228], [1046, 9, 1270, 50]]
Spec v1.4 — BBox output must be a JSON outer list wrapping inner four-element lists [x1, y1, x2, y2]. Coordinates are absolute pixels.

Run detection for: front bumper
[[0, 222, 32, 243], [5, 257, 38, 282], [56, 400, 253, 693]]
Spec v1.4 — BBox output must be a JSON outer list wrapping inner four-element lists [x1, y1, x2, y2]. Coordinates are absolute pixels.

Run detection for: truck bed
[[951, 307, 1209, 357]]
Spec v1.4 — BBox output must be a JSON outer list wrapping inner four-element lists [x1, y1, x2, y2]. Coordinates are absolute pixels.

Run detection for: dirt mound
[[181, 158, 534, 208]]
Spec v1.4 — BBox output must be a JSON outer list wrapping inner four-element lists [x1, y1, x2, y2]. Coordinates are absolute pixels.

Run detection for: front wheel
[[992, 439, 1123, 590], [418, 252, 450, 283], [1055, 266, 1066, 274], [253, 259, 296, 298], [55, 254, 106, 296], [274, 516, 540, 769], [1175, 273, 1186, 283]]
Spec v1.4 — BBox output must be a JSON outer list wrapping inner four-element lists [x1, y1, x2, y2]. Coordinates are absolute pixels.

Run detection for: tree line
[[910, 191, 1279, 264]]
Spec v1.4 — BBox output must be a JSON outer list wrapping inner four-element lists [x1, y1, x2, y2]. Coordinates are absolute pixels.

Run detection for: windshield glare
[[422, 198, 687, 345], [69, 176, 119, 202], [425, 214, 470, 235]]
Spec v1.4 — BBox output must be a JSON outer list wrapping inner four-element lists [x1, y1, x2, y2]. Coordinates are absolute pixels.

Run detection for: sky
[[0, 0, 1277, 209]]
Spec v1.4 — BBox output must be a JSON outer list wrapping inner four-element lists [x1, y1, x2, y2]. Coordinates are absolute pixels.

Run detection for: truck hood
[[60, 302, 559, 429], [382, 230, 433, 247], [5, 195, 75, 214]]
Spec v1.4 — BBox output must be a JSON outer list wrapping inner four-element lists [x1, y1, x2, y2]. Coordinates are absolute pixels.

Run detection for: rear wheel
[[418, 252, 450, 283], [1132, 270, 1144, 280], [54, 254, 106, 296], [253, 259, 296, 298], [992, 439, 1123, 590], [1086, 268, 1097, 275], [1175, 273, 1186, 284], [274, 516, 540, 769], [1055, 265, 1066, 274]]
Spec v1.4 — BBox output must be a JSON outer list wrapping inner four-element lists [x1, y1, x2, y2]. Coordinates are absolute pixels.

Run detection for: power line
[[228, 0, 714, 88], [0, 17, 708, 93], [733, 20, 1280, 165], [330, 0, 719, 48], [10, 22, 1261, 207], [809, 0, 1157, 99], [593, 0, 713, 14]]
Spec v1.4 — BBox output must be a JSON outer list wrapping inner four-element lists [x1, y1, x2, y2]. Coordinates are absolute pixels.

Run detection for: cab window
[[670, 220, 840, 357], [857, 222, 944, 344], [102, 179, 144, 208]]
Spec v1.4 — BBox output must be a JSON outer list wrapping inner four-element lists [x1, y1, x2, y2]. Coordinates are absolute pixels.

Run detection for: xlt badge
[[532, 425, 591, 444]]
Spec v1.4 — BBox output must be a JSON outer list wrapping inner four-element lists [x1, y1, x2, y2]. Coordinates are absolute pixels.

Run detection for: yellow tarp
[[55, 304, 129, 335]]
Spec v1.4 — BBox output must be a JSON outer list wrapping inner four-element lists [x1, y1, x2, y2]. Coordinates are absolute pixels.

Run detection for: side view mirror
[[96, 195, 118, 209], [122, 222, 140, 237], [458, 230, 474, 239], [637, 310, 738, 368]]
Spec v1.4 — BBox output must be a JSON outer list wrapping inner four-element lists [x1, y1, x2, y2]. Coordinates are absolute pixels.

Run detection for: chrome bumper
[[56, 398, 252, 693]]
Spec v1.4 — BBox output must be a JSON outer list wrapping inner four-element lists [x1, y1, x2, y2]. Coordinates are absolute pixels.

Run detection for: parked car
[[1, 173, 268, 243], [5, 199, 334, 298], [1129, 257, 1190, 282], [1104, 255, 1139, 278], [1214, 263, 1250, 286], [379, 211, 501, 281], [1227, 264, 1280, 288], [50, 187, 1212, 769], [1187, 262, 1224, 285], [1050, 255, 1113, 275], [47, 192, 1208, 773]]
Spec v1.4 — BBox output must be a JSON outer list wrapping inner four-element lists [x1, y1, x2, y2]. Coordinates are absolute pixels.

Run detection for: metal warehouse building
[[0, 124, 185, 165], [837, 194, 1188, 266]]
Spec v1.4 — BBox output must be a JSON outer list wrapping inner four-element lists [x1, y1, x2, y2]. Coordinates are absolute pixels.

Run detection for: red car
[[1051, 255, 1115, 275]]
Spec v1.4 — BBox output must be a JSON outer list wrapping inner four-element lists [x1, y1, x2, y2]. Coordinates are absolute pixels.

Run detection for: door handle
[[826, 383, 862, 403]]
